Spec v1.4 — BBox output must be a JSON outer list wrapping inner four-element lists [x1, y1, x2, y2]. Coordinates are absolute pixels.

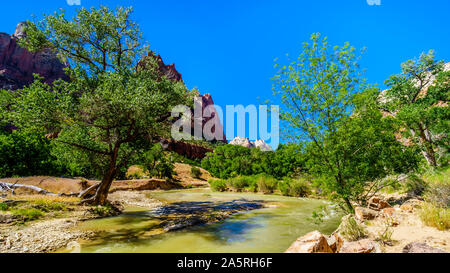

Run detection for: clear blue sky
[[1, 0, 449, 145]]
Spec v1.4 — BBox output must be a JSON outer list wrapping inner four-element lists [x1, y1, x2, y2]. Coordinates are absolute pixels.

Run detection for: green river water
[[75, 189, 342, 253]]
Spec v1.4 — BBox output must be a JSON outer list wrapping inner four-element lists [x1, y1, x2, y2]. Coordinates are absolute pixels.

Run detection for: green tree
[[380, 51, 449, 167], [8, 7, 188, 205], [272, 33, 418, 212]]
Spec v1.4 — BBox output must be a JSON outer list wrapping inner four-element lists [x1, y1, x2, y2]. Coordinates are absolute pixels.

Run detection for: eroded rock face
[[285, 231, 334, 253], [160, 139, 213, 160], [0, 22, 68, 90]]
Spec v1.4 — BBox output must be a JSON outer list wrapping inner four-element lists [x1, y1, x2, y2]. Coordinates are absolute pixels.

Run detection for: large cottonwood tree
[[10, 6, 188, 205]]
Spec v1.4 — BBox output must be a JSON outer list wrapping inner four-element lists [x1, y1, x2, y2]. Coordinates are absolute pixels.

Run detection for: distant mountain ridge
[[229, 137, 273, 152]]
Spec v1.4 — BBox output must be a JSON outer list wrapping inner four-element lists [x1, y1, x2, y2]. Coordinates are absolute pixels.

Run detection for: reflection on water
[[76, 189, 342, 253]]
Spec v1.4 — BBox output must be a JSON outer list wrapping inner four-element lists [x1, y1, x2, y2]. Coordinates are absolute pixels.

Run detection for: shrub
[[0, 130, 56, 178], [0, 202, 8, 211], [126, 165, 148, 180], [191, 166, 202, 179], [419, 202, 450, 231], [11, 208, 45, 222], [257, 175, 278, 194], [339, 216, 368, 241], [402, 174, 428, 196], [209, 179, 228, 192], [279, 177, 311, 197], [423, 168, 450, 208], [227, 176, 252, 191]]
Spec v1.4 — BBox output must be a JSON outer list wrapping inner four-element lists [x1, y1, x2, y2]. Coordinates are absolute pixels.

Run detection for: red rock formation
[[160, 139, 213, 160], [137, 51, 182, 82], [0, 22, 68, 90]]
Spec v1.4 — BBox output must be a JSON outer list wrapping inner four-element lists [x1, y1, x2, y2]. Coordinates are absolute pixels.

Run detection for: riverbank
[[286, 194, 450, 253], [0, 189, 269, 253]]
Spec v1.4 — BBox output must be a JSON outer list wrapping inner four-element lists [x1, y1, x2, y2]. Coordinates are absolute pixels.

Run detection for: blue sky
[[1, 0, 449, 146]]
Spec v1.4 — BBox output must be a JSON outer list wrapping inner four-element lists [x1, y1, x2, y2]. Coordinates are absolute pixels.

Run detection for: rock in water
[[285, 231, 334, 253]]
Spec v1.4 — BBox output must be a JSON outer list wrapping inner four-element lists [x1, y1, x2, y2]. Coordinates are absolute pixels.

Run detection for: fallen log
[[78, 182, 101, 199], [0, 182, 57, 196]]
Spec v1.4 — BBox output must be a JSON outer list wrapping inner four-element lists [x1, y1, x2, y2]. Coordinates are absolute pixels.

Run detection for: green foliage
[[11, 208, 45, 222], [141, 144, 176, 179], [190, 166, 202, 179], [89, 205, 117, 217], [339, 216, 368, 241], [279, 177, 311, 197], [422, 167, 450, 208], [201, 143, 304, 179], [0, 202, 8, 211], [209, 179, 228, 192], [272, 33, 419, 212], [380, 51, 449, 167], [0, 130, 56, 178], [256, 175, 278, 194]]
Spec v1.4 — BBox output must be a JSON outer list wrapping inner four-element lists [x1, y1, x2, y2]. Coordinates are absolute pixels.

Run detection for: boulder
[[328, 232, 344, 253], [354, 207, 378, 221], [339, 239, 380, 253], [382, 207, 396, 217], [285, 231, 334, 253], [403, 242, 447, 253], [368, 196, 391, 211]]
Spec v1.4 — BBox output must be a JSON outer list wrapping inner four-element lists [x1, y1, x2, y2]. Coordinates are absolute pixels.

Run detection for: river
[[75, 189, 341, 253]]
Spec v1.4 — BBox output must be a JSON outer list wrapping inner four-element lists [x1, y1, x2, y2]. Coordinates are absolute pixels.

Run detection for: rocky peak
[[229, 137, 273, 152]]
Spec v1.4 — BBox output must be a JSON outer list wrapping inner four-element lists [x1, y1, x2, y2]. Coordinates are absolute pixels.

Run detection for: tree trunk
[[82, 148, 119, 206], [417, 125, 437, 167]]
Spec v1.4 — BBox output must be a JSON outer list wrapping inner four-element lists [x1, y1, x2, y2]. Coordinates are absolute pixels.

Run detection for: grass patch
[[339, 216, 368, 241], [256, 175, 278, 194], [190, 166, 202, 179], [419, 202, 450, 231], [11, 208, 45, 222], [209, 179, 228, 192]]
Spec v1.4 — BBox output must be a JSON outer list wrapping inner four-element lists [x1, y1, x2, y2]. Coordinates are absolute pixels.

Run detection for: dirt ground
[[366, 208, 450, 253], [0, 163, 211, 195]]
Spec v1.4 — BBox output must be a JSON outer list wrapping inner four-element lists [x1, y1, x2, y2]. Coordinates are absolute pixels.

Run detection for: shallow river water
[[75, 189, 342, 253]]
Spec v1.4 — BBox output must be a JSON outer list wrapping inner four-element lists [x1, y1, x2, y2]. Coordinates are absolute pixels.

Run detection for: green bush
[[279, 177, 311, 197], [190, 166, 202, 179], [209, 179, 228, 192], [0, 202, 8, 211], [257, 175, 278, 194], [0, 130, 56, 178], [201, 143, 304, 179]]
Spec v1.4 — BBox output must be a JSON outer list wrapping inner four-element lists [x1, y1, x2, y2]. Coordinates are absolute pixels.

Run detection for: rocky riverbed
[[0, 190, 267, 253]]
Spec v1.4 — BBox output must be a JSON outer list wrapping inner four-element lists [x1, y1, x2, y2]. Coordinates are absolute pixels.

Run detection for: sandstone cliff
[[0, 22, 68, 90]]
